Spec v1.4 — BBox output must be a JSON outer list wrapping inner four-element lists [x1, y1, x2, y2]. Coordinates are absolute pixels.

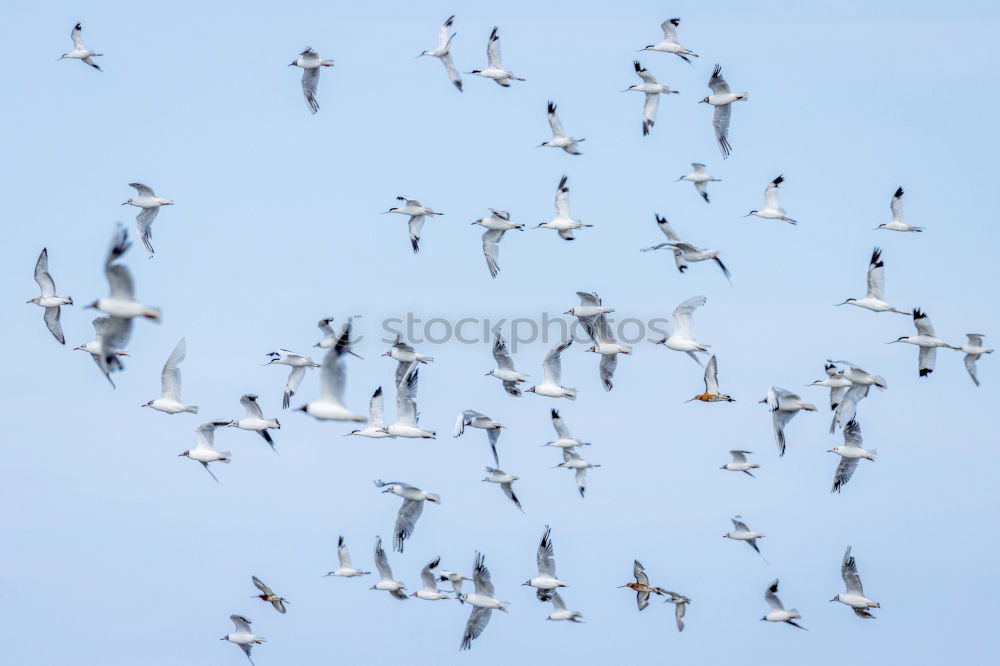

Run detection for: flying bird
[[654, 295, 710, 365], [221, 615, 264, 665], [889, 308, 957, 377], [230, 394, 280, 450], [745, 175, 796, 224], [807, 363, 852, 411], [662, 591, 691, 632], [720, 450, 758, 478], [762, 387, 816, 456], [251, 576, 288, 614], [454, 410, 505, 466], [486, 332, 527, 396], [459, 553, 508, 650], [288, 47, 334, 114], [624, 61, 677, 135], [88, 225, 161, 321], [687, 355, 734, 403], [535, 175, 591, 240], [122, 183, 173, 257], [313, 316, 337, 348], [544, 409, 589, 450], [265, 349, 320, 409], [547, 592, 583, 622], [419, 15, 462, 91], [618, 560, 666, 611], [371, 536, 407, 599], [828, 419, 877, 493], [640, 18, 698, 62], [382, 368, 435, 438], [584, 314, 631, 391], [956, 334, 992, 386], [179, 420, 233, 483], [523, 525, 568, 601], [827, 361, 888, 433], [762, 580, 806, 629], [474, 212, 519, 278], [724, 516, 766, 560], [438, 570, 472, 596], [325, 536, 370, 577], [142, 338, 198, 414], [526, 338, 577, 399], [413, 557, 450, 600], [836, 248, 909, 314], [297, 320, 365, 421], [470, 27, 524, 86], [831, 546, 880, 618], [676, 163, 720, 202], [384, 197, 443, 253], [556, 448, 600, 497], [383, 334, 434, 383], [876, 187, 923, 232], [700, 65, 747, 158], [374, 479, 441, 552], [347, 387, 394, 438], [59, 23, 102, 70], [641, 218, 732, 282], [73, 316, 131, 388], [565, 291, 614, 341], [539, 102, 584, 154], [27, 248, 72, 344], [481, 467, 523, 512]]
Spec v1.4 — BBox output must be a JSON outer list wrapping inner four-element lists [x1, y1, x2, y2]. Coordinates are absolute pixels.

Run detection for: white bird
[[88, 225, 161, 321], [762, 387, 816, 457], [266, 349, 320, 409], [470, 27, 524, 86], [655, 295, 710, 365], [876, 187, 923, 232], [325, 536, 371, 577], [472, 208, 524, 232], [413, 557, 450, 600], [179, 420, 233, 483], [642, 216, 731, 281], [723, 516, 766, 560], [890, 308, 957, 377], [384, 334, 434, 383], [288, 47, 333, 114], [624, 61, 678, 136], [720, 450, 758, 478], [419, 15, 462, 91], [438, 570, 472, 596], [831, 546, 880, 618], [640, 18, 698, 62], [762, 580, 806, 630], [745, 175, 796, 224], [221, 615, 264, 665], [121, 183, 173, 257], [565, 291, 614, 341], [383, 368, 435, 438], [535, 175, 592, 240], [251, 576, 288, 614], [27, 248, 72, 344], [374, 479, 441, 552], [371, 536, 407, 600], [808, 362, 852, 411], [59, 23, 102, 71], [481, 467, 523, 512], [475, 211, 518, 278], [544, 409, 589, 450], [662, 591, 691, 632], [296, 320, 365, 421], [523, 525, 567, 601], [347, 387, 394, 438], [956, 334, 992, 386], [584, 314, 631, 391], [618, 560, 666, 611], [827, 361, 888, 433], [556, 448, 600, 498], [539, 102, 584, 154], [547, 592, 583, 622], [384, 197, 443, 253], [459, 553, 508, 651], [313, 316, 337, 348], [828, 419, 877, 494], [73, 316, 131, 388], [229, 394, 280, 451], [526, 338, 577, 400], [142, 338, 197, 414], [486, 332, 527, 397], [700, 65, 747, 158], [455, 410, 504, 465], [676, 163, 720, 203], [835, 248, 908, 314]]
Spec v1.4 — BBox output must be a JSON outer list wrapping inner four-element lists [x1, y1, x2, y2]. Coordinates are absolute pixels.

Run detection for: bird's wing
[[674, 600, 686, 631], [554, 175, 571, 217], [890, 187, 904, 219], [420, 556, 441, 589], [731, 516, 750, 532], [703, 355, 720, 394], [486, 27, 501, 68], [712, 104, 732, 158], [655, 215, 681, 242], [319, 338, 349, 404], [482, 229, 504, 278], [599, 353, 617, 391], [500, 482, 522, 511], [576, 291, 601, 306], [765, 580, 784, 610], [772, 409, 793, 456], [337, 536, 353, 569], [129, 183, 155, 197], [913, 309, 935, 337], [574, 467, 587, 495], [241, 394, 263, 418], [438, 16, 454, 50], [473, 553, 495, 596], [866, 248, 886, 299], [374, 537, 393, 579], [34, 248, 56, 296], [593, 314, 615, 344], [542, 338, 572, 385], [832, 456, 860, 493], [672, 295, 706, 339], [408, 215, 426, 253], [551, 591, 567, 611], [286, 365, 307, 407], [229, 614, 253, 633], [730, 450, 748, 463], [692, 163, 707, 174], [918, 345, 936, 376], [461, 607, 492, 650], [251, 576, 274, 596], [396, 368, 419, 426], [634, 60, 655, 83], [547, 102, 565, 137], [660, 18, 680, 41], [841, 547, 864, 595], [965, 354, 981, 386], [160, 338, 186, 400], [843, 419, 863, 448], [831, 383, 870, 433], [967, 333, 984, 347], [104, 227, 135, 299], [301, 68, 321, 114], [764, 177, 783, 210], [135, 207, 159, 256], [394, 499, 425, 549], [43, 307, 65, 345], [317, 316, 335, 336], [636, 590, 649, 611], [492, 333, 515, 370], [551, 409, 571, 439], [536, 526, 557, 577], [708, 64, 730, 94], [71, 23, 85, 49], [368, 386, 385, 427], [440, 52, 462, 90], [633, 560, 648, 585]]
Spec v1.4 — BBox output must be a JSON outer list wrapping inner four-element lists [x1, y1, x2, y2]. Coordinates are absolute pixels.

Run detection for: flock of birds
[[37, 13, 993, 663]]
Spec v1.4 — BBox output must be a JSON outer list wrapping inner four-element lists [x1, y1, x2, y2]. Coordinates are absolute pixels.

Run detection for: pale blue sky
[[1, 1, 998, 664]]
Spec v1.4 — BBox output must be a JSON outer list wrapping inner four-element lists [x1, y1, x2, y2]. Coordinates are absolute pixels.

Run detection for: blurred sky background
[[1, 1, 998, 664]]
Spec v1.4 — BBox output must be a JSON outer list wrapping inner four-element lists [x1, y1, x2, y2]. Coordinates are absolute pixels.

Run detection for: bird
[[413, 557, 450, 600], [745, 175, 796, 224], [325, 536, 370, 577], [470, 27, 524, 86], [371, 536, 407, 599], [547, 592, 583, 622], [762, 387, 816, 456], [654, 295, 710, 365], [179, 420, 233, 483], [297, 320, 365, 421], [676, 163, 720, 203], [827, 361, 888, 433], [539, 102, 584, 154], [565, 291, 614, 341], [27, 248, 72, 344], [523, 525, 567, 601], [58, 23, 102, 71], [384, 197, 443, 253], [721, 450, 758, 478], [687, 355, 734, 403], [121, 183, 173, 257], [477, 220, 514, 279], [438, 570, 472, 596], [956, 334, 992, 386], [374, 479, 440, 552], [288, 47, 333, 114], [526, 338, 577, 399], [641, 220, 732, 282], [584, 314, 631, 391], [662, 591, 691, 632], [472, 208, 523, 232], [481, 467, 523, 512], [544, 409, 589, 450], [265, 349, 320, 409], [700, 65, 747, 158], [556, 448, 600, 497], [835, 248, 909, 314], [762, 580, 806, 630], [618, 560, 666, 611], [828, 419, 877, 493], [624, 61, 677, 136], [890, 308, 957, 377], [454, 410, 504, 466], [347, 387, 394, 438], [640, 18, 698, 62], [419, 15, 462, 91], [535, 175, 591, 240], [724, 516, 766, 560], [142, 338, 197, 414], [459, 553, 508, 651], [229, 394, 280, 450], [382, 368, 435, 438], [486, 332, 527, 396], [831, 546, 880, 618], [313, 316, 337, 348], [221, 615, 264, 665], [73, 316, 131, 388], [251, 576, 288, 614], [88, 225, 161, 321], [807, 363, 852, 411], [383, 334, 434, 383], [876, 187, 923, 232]]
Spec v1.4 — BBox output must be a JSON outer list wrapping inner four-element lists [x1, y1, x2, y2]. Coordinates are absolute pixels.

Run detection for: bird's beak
[[471, 220, 480, 225], [121, 201, 129, 206]]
